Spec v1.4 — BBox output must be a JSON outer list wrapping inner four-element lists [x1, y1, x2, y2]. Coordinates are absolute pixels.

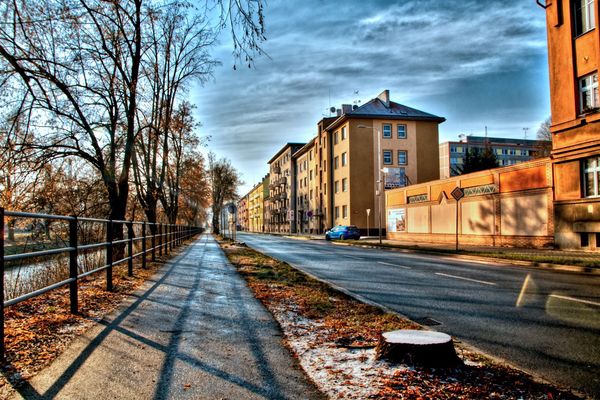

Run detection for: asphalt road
[[238, 232, 600, 398]]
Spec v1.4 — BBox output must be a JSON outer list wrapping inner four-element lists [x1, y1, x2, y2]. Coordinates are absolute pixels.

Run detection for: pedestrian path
[[12, 234, 322, 400]]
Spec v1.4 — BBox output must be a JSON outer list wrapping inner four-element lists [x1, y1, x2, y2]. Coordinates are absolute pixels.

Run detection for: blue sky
[[192, 0, 550, 194]]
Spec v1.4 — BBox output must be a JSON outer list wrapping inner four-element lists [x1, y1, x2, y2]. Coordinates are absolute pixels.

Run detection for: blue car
[[325, 225, 361, 240]]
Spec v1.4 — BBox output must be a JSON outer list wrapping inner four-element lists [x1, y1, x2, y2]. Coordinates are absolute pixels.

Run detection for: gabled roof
[[326, 97, 445, 131], [267, 142, 306, 164]]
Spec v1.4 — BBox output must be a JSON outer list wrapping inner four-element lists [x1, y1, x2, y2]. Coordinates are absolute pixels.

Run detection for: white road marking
[[515, 273, 532, 307], [435, 272, 497, 286], [378, 261, 411, 270], [549, 294, 600, 307]]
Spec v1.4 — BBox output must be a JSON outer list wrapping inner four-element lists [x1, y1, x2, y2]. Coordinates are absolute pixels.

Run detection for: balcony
[[272, 166, 281, 174]]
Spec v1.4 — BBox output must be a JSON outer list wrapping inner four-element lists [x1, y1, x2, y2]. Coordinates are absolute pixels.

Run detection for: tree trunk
[[375, 330, 461, 367]]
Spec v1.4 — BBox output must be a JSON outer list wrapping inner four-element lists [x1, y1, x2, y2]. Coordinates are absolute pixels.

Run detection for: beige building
[[267, 143, 305, 233], [385, 159, 554, 247], [317, 90, 445, 234]]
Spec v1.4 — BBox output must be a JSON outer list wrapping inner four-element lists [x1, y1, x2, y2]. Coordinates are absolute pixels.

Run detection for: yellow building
[[248, 180, 264, 232], [540, 0, 600, 250]]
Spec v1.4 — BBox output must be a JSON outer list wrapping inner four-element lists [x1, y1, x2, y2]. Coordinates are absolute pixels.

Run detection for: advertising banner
[[387, 208, 406, 232], [384, 168, 406, 189]]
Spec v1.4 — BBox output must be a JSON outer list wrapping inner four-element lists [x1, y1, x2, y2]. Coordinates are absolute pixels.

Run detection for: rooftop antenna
[[523, 127, 529, 139]]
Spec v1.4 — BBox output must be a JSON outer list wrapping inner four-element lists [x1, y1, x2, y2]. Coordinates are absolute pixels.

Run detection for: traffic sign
[[451, 187, 464, 201]]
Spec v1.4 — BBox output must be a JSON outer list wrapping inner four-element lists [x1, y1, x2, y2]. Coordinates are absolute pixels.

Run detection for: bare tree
[[133, 3, 217, 229], [207, 152, 241, 234], [536, 116, 552, 157]]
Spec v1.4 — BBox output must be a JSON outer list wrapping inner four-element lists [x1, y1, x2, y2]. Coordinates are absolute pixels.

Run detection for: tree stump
[[375, 330, 462, 367]]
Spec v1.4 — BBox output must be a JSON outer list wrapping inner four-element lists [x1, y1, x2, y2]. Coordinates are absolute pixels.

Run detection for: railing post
[[69, 216, 78, 314], [0, 207, 5, 362], [165, 225, 169, 256], [151, 223, 156, 262], [127, 221, 134, 277], [106, 220, 113, 292], [141, 222, 147, 269], [158, 224, 163, 257]]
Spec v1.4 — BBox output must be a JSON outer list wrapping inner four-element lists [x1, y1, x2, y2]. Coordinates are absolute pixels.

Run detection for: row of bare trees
[[0, 0, 264, 238]]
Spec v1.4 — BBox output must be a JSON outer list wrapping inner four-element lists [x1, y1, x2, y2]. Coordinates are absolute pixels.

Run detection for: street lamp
[[358, 124, 383, 244]]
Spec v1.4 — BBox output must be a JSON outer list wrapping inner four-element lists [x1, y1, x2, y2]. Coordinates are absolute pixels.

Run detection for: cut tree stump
[[375, 330, 462, 367]]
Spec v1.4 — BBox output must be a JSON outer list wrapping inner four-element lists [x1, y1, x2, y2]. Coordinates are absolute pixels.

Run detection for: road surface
[[238, 232, 600, 398]]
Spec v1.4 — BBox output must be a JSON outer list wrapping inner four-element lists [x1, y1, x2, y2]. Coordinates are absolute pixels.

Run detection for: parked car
[[325, 225, 361, 240]]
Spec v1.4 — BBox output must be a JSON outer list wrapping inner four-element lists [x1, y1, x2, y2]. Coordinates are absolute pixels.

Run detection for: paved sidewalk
[[12, 234, 323, 400]]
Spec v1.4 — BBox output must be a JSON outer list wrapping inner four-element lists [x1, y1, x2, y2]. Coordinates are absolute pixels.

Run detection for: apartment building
[[541, 0, 599, 249], [267, 143, 305, 233], [315, 90, 445, 234], [294, 139, 319, 233], [439, 136, 550, 179]]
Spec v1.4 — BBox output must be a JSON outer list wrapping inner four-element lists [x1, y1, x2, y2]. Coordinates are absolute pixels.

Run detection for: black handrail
[[0, 207, 203, 361]]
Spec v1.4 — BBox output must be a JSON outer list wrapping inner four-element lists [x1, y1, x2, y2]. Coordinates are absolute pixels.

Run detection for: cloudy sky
[[191, 0, 550, 194]]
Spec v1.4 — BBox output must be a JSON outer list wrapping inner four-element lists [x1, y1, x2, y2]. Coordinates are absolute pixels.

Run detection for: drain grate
[[414, 317, 442, 326]]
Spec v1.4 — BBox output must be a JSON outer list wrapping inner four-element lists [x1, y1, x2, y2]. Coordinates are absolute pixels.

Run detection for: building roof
[[325, 96, 445, 131], [292, 137, 317, 159], [267, 142, 306, 164]]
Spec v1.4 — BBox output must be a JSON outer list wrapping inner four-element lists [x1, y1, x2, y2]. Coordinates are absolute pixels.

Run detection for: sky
[[191, 0, 551, 195]]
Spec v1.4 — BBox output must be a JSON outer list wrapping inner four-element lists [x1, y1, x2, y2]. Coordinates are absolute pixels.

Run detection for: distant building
[[439, 136, 550, 179], [294, 138, 319, 233], [237, 195, 249, 231], [541, 0, 599, 250]]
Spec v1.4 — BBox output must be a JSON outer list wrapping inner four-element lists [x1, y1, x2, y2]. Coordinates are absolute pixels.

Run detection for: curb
[[329, 241, 600, 275]]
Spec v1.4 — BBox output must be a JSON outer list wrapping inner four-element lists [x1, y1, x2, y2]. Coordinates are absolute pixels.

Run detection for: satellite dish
[[329, 107, 336, 113], [352, 105, 358, 110]]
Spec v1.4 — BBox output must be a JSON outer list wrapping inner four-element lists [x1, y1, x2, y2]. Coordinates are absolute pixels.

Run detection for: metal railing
[[0, 208, 203, 361]]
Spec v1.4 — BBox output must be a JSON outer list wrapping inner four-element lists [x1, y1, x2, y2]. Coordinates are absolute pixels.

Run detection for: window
[[342, 178, 348, 192], [397, 124, 407, 139], [310, 189, 313, 199], [581, 233, 589, 247], [583, 156, 600, 197], [304, 160, 307, 170], [398, 150, 407, 165], [334, 156, 339, 169], [304, 177, 307, 186], [342, 205, 348, 218], [341, 152, 347, 166], [309, 150, 313, 160], [341, 127, 347, 140], [334, 131, 339, 145], [575, 0, 596, 36], [522, 149, 529, 156], [334, 180, 339, 193], [310, 170, 313, 180], [324, 183, 326, 195], [383, 150, 392, 165], [383, 124, 392, 138], [509, 149, 516, 155], [456, 146, 463, 153], [335, 206, 339, 219], [450, 146, 456, 153], [580, 73, 599, 113]]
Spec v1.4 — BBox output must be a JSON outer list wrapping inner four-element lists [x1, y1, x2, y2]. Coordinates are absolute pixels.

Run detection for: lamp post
[[358, 124, 383, 244]]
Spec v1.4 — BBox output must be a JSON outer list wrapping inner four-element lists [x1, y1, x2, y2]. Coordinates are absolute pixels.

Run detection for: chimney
[[377, 89, 390, 108], [336, 108, 342, 117], [341, 104, 353, 114]]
